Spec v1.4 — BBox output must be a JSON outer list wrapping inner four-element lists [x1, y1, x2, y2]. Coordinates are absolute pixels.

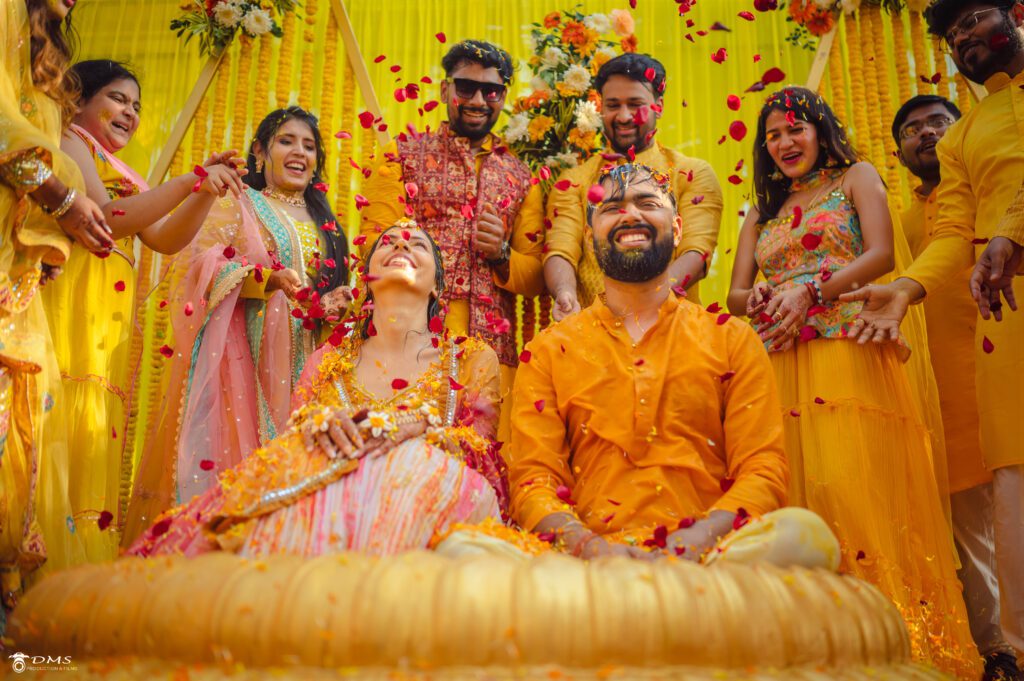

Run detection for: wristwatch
[[487, 240, 511, 267]]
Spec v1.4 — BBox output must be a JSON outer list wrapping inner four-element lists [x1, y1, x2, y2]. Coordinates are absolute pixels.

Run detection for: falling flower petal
[[97, 510, 114, 531], [801, 233, 822, 250], [554, 179, 572, 191], [159, 345, 173, 358], [720, 477, 735, 493], [644, 67, 656, 82], [728, 120, 747, 141], [391, 378, 409, 390], [556, 484, 574, 505], [428, 315, 444, 334], [358, 111, 375, 129], [761, 66, 785, 83], [223, 245, 236, 259], [791, 205, 803, 230], [534, 399, 545, 412], [435, 32, 446, 43], [982, 336, 995, 353], [727, 174, 743, 185], [719, 371, 736, 382], [354, 194, 370, 210], [814, 396, 826, 405], [448, 376, 464, 391], [199, 459, 215, 471], [586, 184, 605, 204], [184, 302, 194, 317], [727, 94, 741, 110], [706, 302, 722, 313], [114, 280, 125, 292], [711, 47, 728, 64], [716, 313, 731, 325], [519, 350, 532, 363], [799, 325, 818, 342], [335, 130, 352, 139], [738, 10, 755, 20]]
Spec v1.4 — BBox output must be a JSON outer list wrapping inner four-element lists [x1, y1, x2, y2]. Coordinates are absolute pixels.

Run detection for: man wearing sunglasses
[[893, 94, 1021, 681], [359, 39, 545, 444], [543, 53, 723, 321], [844, 2, 1024, 664]]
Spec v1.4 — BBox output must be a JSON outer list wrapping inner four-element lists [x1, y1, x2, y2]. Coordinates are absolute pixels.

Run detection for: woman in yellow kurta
[[0, 0, 117, 614], [41, 60, 245, 567], [727, 88, 980, 677]]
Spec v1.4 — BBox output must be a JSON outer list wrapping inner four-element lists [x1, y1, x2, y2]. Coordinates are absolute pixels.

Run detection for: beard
[[448, 103, 498, 141], [957, 20, 1024, 82], [594, 223, 675, 283]]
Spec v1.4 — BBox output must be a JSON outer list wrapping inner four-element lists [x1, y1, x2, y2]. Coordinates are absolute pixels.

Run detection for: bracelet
[[803, 279, 822, 306], [44, 187, 76, 219]]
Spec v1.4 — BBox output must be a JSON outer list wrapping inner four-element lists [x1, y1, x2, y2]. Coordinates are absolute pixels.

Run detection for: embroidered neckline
[[789, 167, 844, 192]]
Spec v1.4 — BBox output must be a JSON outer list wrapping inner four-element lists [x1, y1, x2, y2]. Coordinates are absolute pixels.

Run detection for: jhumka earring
[[769, 168, 783, 181], [256, 158, 264, 173]]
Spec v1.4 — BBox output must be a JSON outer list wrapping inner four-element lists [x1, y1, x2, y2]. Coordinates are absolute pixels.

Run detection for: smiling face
[[589, 169, 680, 283], [897, 102, 956, 181], [256, 117, 318, 193], [73, 77, 141, 153], [764, 109, 821, 181], [600, 74, 662, 155], [440, 61, 506, 141], [366, 227, 439, 299], [946, 3, 1024, 83]]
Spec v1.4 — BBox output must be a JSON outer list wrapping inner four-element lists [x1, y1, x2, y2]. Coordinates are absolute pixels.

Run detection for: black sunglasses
[[450, 78, 507, 102]]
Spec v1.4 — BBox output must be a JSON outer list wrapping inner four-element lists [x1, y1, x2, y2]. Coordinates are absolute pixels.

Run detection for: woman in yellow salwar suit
[[42, 59, 244, 567], [727, 87, 981, 678], [0, 0, 112, 617]]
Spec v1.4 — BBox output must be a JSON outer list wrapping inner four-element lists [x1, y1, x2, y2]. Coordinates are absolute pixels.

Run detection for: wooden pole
[[805, 26, 838, 92], [147, 51, 226, 186], [328, 0, 390, 148]]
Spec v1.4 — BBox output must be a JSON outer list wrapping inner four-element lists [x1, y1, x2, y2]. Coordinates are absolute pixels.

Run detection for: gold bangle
[[48, 187, 76, 219]]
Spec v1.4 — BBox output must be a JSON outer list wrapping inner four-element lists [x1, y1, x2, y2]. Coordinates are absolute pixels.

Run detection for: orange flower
[[587, 89, 602, 112], [528, 115, 555, 142], [806, 10, 835, 36], [544, 12, 560, 29], [562, 21, 599, 55], [568, 128, 599, 150], [589, 49, 614, 76], [621, 34, 638, 53]]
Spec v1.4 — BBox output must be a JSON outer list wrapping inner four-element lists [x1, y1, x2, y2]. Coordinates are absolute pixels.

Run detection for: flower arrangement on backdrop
[[784, 0, 906, 49], [172, 0, 297, 56], [502, 7, 636, 178]]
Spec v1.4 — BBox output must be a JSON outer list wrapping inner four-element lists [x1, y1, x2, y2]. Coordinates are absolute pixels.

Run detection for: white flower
[[595, 46, 617, 61], [574, 100, 601, 134], [242, 7, 273, 35], [211, 1, 243, 28], [504, 112, 530, 144], [544, 151, 579, 170], [539, 46, 566, 70], [530, 75, 551, 94], [583, 13, 611, 34], [561, 64, 592, 94]]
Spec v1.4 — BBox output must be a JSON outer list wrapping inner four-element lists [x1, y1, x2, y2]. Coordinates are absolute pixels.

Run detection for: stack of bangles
[[41, 186, 76, 220], [802, 278, 823, 306]]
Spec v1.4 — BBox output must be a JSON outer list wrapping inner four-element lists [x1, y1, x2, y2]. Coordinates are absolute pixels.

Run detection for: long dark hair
[[26, 0, 78, 122], [246, 107, 349, 290], [358, 223, 445, 339], [753, 86, 860, 220], [70, 59, 140, 104]]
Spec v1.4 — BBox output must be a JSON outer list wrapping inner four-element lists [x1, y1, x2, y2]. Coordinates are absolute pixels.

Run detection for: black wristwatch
[[487, 240, 511, 267]]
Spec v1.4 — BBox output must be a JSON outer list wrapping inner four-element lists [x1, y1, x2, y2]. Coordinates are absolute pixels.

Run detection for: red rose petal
[[728, 120, 747, 141], [761, 66, 785, 84], [428, 315, 444, 334], [982, 336, 995, 353], [184, 302, 194, 316], [799, 325, 818, 342], [555, 484, 574, 505], [678, 517, 696, 529], [791, 205, 803, 230], [728, 174, 743, 185], [553, 179, 572, 191], [435, 32, 446, 43], [114, 280, 126, 292], [519, 350, 532, 363], [112, 208, 126, 216], [586, 184, 605, 204], [705, 302, 722, 313], [159, 344, 173, 358], [711, 47, 728, 64], [151, 517, 172, 538], [727, 94, 741, 111], [199, 459, 215, 471], [814, 396, 826, 405], [716, 313, 731, 325], [391, 378, 409, 390], [534, 399, 545, 412], [719, 370, 736, 382], [801, 233, 822, 250], [354, 194, 370, 210], [97, 510, 114, 531], [720, 477, 735, 493], [448, 376, 464, 391], [738, 10, 755, 20], [358, 111, 375, 129], [222, 245, 236, 259]]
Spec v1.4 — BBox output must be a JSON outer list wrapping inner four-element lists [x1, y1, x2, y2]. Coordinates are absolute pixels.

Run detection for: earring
[[256, 158, 264, 173], [769, 168, 783, 181]]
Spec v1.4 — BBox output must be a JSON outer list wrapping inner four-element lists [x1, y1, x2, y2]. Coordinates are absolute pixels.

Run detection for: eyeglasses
[[899, 114, 955, 141], [449, 78, 507, 102], [940, 7, 1001, 52]]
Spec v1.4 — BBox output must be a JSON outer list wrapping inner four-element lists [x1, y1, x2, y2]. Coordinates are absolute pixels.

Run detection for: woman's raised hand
[[266, 267, 304, 299], [745, 281, 772, 318]]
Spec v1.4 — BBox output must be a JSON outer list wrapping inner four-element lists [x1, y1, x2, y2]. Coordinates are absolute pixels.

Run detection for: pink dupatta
[[122, 188, 304, 544]]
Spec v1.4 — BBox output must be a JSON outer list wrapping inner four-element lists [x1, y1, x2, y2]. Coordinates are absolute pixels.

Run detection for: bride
[[128, 221, 508, 558]]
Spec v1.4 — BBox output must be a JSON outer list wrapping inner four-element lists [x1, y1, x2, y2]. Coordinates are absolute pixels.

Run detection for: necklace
[[262, 186, 307, 207], [790, 167, 843, 192], [599, 294, 657, 338]]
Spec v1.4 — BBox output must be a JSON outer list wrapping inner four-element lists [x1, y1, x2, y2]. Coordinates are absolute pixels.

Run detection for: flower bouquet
[[171, 0, 297, 56], [783, 0, 906, 49], [502, 6, 636, 179]]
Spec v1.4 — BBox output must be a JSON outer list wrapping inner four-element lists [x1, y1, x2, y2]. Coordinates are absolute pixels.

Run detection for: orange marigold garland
[[274, 10, 296, 107], [231, 36, 254, 152], [844, 15, 872, 154], [869, 7, 901, 212], [253, 33, 273, 119], [891, 11, 913, 107], [210, 49, 231, 148], [857, 9, 886, 170], [955, 73, 973, 116], [932, 40, 951, 100], [336, 58, 355, 236], [826, 16, 847, 125], [320, 12, 339, 200], [909, 11, 933, 96]]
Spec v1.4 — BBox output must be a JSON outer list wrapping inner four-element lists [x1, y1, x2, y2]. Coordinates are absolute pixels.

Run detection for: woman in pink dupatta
[[41, 60, 245, 569], [122, 107, 352, 547], [128, 223, 507, 558]]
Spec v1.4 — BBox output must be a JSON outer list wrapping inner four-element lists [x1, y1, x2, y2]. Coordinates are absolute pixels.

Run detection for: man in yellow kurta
[[893, 94, 1020, 677], [544, 54, 722, 321], [509, 164, 787, 560], [846, 1, 1024, 655], [360, 40, 544, 444]]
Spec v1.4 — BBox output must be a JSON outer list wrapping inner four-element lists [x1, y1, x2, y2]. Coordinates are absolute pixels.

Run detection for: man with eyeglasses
[[844, 2, 1024, 664], [543, 53, 723, 320], [359, 39, 545, 443], [893, 94, 1021, 681]]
